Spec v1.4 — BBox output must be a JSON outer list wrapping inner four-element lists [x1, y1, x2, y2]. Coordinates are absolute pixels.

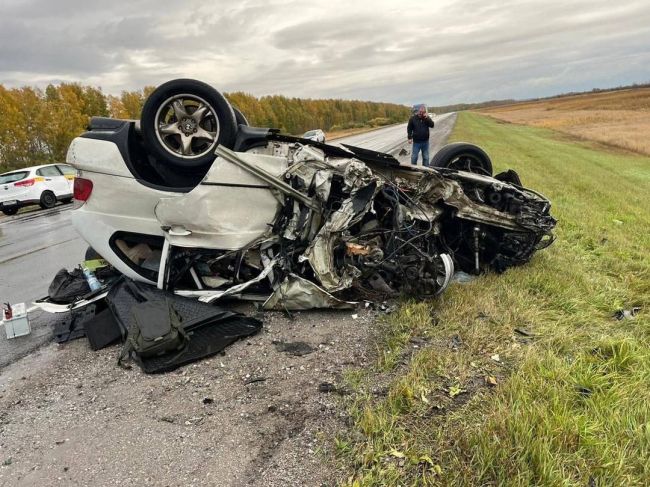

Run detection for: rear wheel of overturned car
[[140, 79, 238, 168], [430, 142, 493, 176], [39, 190, 57, 209], [1, 207, 18, 216]]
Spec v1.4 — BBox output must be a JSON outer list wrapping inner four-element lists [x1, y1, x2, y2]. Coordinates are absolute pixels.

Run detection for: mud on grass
[[335, 112, 650, 486]]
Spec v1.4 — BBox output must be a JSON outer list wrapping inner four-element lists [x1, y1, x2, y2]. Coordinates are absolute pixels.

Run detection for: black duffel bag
[[48, 268, 91, 304]]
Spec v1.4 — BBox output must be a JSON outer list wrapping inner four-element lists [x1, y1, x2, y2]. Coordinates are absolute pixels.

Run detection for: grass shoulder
[[335, 112, 650, 486]]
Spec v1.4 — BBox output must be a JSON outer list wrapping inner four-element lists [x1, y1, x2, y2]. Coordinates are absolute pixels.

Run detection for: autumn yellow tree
[[1, 81, 409, 171]]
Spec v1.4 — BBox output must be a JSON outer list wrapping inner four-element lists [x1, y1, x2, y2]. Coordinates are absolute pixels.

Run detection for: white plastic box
[[3, 303, 31, 339]]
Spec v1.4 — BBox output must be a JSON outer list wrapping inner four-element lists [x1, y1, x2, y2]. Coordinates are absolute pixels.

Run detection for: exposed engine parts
[[160, 142, 556, 309]]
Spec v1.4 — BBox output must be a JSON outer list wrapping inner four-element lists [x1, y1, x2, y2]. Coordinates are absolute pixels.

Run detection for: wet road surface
[[0, 204, 87, 305]]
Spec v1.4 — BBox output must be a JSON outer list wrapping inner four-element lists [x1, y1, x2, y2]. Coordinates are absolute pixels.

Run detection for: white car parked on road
[[0, 164, 75, 216]]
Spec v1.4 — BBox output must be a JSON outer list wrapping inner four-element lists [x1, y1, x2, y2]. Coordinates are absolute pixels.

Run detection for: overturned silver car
[[59, 79, 555, 311]]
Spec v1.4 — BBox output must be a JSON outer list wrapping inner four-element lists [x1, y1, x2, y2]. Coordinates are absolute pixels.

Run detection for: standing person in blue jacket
[[407, 105, 434, 166]]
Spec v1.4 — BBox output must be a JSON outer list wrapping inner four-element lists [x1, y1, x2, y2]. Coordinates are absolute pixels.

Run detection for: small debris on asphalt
[[202, 397, 214, 405], [184, 416, 204, 426], [378, 302, 396, 314], [318, 382, 337, 393], [351, 314, 359, 320], [244, 377, 267, 385], [272, 340, 315, 356]]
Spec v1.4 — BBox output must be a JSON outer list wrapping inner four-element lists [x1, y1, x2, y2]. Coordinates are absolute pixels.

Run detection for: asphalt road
[[335, 112, 457, 161], [0, 114, 456, 367], [0, 204, 86, 305]]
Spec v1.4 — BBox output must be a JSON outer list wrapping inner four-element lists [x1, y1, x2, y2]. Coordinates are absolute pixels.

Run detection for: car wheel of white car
[[2, 207, 18, 216], [141, 79, 238, 168], [39, 190, 57, 209]]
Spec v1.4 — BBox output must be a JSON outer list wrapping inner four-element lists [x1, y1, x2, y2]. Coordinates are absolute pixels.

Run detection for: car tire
[[1, 207, 18, 216], [140, 79, 238, 168], [39, 191, 57, 209], [233, 106, 249, 127], [430, 142, 493, 176]]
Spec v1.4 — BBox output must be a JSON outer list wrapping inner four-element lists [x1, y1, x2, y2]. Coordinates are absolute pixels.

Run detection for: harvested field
[[480, 87, 650, 155]]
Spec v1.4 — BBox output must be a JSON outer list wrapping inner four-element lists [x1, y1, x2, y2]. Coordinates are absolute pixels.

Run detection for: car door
[[0, 170, 31, 206], [36, 166, 70, 197], [56, 164, 76, 194], [154, 152, 287, 250]]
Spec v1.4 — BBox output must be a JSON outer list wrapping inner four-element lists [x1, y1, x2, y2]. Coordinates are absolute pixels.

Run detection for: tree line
[[0, 83, 410, 171]]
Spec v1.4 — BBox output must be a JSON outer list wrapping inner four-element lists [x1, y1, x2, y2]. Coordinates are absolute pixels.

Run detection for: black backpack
[[118, 298, 188, 366]]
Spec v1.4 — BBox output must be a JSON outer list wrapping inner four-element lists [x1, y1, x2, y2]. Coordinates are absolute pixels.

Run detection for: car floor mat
[[106, 278, 247, 335], [138, 316, 261, 374], [105, 278, 262, 373]]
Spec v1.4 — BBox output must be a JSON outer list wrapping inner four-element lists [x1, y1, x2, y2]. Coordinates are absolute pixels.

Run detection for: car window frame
[[0, 171, 31, 184], [36, 165, 64, 177], [56, 164, 76, 176]]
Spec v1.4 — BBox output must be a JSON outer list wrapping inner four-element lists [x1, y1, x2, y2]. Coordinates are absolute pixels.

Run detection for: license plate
[[1, 200, 17, 206]]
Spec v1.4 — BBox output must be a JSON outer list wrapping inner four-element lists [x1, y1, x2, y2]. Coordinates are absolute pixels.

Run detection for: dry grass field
[[479, 87, 650, 155]]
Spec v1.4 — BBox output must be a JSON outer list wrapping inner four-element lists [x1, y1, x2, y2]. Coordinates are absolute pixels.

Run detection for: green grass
[[336, 112, 650, 486]]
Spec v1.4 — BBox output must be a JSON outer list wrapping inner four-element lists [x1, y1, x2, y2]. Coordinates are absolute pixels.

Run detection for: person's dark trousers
[[411, 141, 430, 166]]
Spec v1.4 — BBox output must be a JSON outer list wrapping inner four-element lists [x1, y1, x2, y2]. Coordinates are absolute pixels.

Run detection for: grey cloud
[[0, 0, 648, 106]]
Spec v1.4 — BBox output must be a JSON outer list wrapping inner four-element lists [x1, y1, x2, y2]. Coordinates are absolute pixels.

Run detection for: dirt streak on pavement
[[0, 116, 456, 486]]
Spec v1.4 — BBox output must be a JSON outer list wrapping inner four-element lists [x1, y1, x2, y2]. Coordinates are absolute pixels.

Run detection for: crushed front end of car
[[145, 139, 555, 310]]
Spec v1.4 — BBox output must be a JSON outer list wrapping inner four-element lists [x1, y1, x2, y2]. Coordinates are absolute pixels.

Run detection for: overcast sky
[[0, 0, 649, 105]]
